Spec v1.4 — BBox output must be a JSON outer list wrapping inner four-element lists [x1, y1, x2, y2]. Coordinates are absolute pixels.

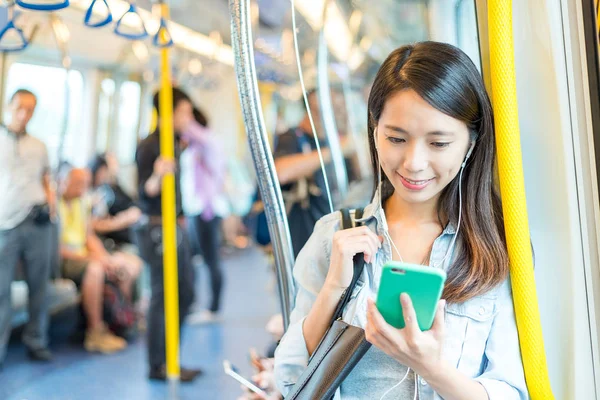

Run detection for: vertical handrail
[[488, 0, 554, 398], [341, 73, 370, 180], [157, 1, 180, 382], [317, 26, 348, 202], [230, 0, 295, 330], [0, 52, 7, 124], [50, 14, 71, 170]]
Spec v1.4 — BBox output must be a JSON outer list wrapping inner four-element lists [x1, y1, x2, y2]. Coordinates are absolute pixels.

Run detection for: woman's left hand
[[365, 294, 446, 378]]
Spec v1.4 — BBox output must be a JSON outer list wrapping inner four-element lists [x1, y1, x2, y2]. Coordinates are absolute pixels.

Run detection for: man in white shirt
[[0, 89, 55, 367]]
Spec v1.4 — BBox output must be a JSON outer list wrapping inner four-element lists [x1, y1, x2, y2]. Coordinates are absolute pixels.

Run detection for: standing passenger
[[133, 87, 202, 382], [180, 107, 227, 323], [0, 89, 54, 366]]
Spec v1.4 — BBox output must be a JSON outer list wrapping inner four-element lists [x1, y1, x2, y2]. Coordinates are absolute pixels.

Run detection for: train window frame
[[579, 0, 600, 392]]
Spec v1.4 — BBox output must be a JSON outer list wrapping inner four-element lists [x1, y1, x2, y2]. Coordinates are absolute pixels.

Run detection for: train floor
[[0, 245, 279, 400]]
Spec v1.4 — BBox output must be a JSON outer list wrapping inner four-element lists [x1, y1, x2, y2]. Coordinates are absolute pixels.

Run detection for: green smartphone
[[376, 262, 446, 331]]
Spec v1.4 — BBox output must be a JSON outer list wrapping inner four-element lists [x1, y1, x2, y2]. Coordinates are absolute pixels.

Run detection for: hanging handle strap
[[0, 18, 28, 52], [15, 0, 69, 11], [114, 3, 148, 40], [153, 17, 173, 48], [84, 0, 113, 28]]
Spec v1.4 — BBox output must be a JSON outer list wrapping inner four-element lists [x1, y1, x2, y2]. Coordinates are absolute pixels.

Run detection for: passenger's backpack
[[103, 281, 137, 339]]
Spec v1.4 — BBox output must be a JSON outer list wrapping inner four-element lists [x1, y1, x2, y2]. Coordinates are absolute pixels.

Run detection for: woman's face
[[375, 89, 472, 206]]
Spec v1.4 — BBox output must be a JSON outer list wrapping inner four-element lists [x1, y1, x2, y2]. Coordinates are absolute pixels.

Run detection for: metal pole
[[317, 27, 348, 203], [158, 1, 180, 382], [50, 15, 71, 169], [230, 0, 295, 330], [108, 80, 121, 153], [0, 52, 7, 123]]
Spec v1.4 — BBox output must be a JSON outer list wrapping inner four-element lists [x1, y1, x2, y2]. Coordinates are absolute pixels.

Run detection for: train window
[[4, 62, 84, 167], [455, 0, 481, 71], [114, 80, 141, 164], [96, 78, 116, 154]]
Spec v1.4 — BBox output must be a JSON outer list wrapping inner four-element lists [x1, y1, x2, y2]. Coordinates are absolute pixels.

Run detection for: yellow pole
[[488, 1, 553, 398], [158, 2, 180, 381]]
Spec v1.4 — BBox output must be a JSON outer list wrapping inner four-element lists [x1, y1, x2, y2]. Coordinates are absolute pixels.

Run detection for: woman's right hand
[[325, 226, 383, 291], [152, 156, 176, 179]]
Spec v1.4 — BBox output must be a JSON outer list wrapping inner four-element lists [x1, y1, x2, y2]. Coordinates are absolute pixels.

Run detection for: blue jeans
[[0, 216, 53, 362]]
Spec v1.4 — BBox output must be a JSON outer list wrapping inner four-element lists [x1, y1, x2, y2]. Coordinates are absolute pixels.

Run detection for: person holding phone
[[274, 42, 528, 399]]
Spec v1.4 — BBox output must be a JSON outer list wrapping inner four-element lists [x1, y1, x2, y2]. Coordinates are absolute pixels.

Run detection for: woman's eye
[[432, 142, 451, 148], [387, 137, 405, 144]]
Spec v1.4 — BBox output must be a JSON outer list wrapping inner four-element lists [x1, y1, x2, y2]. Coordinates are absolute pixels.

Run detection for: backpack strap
[[331, 208, 365, 323]]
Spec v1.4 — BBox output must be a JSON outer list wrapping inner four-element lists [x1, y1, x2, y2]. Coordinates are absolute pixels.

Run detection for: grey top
[[341, 345, 417, 399], [0, 128, 49, 230]]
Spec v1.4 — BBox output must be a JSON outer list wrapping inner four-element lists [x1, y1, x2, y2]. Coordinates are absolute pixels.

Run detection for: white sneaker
[[187, 309, 221, 325]]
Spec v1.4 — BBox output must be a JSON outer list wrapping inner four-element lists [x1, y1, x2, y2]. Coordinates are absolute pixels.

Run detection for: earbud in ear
[[465, 142, 475, 160], [461, 142, 475, 168]]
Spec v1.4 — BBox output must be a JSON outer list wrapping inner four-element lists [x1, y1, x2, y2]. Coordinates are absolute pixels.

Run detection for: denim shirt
[[274, 191, 529, 400]]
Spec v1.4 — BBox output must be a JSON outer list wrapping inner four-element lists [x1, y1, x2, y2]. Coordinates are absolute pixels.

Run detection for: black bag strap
[[330, 208, 365, 324]]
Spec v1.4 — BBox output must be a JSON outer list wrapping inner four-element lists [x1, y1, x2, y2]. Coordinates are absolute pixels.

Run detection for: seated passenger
[[58, 167, 140, 353], [89, 153, 141, 247], [238, 315, 285, 400], [274, 42, 528, 399]]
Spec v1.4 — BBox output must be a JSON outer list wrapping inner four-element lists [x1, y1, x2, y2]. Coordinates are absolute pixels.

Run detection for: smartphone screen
[[223, 360, 268, 398]]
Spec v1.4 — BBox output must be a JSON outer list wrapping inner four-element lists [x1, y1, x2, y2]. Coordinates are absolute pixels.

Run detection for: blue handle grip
[[84, 0, 112, 28], [114, 3, 147, 40], [152, 18, 173, 48], [15, 0, 69, 11], [0, 20, 28, 52]]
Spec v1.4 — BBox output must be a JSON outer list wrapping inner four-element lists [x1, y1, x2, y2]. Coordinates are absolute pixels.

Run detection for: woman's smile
[[398, 173, 435, 191]]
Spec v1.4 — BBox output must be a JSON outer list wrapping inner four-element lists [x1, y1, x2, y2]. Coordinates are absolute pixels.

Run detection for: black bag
[[286, 208, 372, 400], [30, 203, 51, 225]]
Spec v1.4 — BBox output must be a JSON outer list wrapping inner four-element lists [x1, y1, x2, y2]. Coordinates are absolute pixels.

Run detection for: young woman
[[274, 42, 528, 400], [180, 107, 227, 321]]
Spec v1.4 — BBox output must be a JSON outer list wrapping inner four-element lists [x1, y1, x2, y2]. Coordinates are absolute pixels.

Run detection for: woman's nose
[[402, 144, 428, 173]]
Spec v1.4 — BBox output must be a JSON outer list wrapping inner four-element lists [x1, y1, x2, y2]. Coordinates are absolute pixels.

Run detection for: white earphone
[[373, 131, 475, 400], [462, 141, 475, 168]]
